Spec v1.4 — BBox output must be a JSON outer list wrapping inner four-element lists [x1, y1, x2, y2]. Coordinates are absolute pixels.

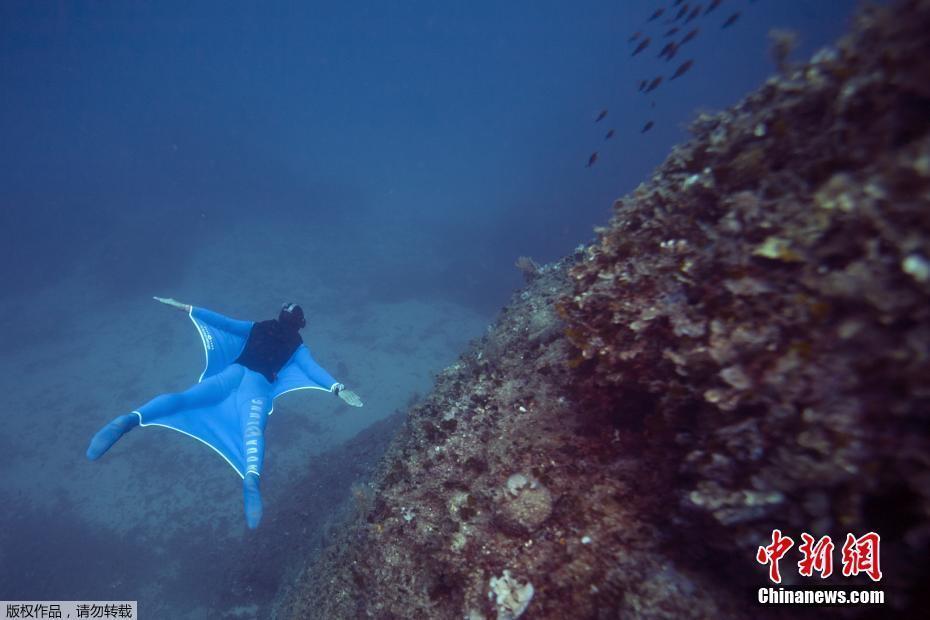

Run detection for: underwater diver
[[86, 298, 363, 529]]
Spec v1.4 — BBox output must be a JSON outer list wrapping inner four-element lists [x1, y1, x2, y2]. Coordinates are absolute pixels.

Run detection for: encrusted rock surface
[[276, 260, 743, 619], [558, 0, 930, 606], [494, 473, 553, 536], [276, 2, 930, 617]]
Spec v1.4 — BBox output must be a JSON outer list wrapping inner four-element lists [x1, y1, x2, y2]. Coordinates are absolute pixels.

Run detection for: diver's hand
[[338, 389, 364, 408], [153, 296, 191, 312]]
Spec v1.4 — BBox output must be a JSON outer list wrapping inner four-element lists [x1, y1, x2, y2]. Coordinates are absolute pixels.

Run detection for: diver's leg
[[86, 413, 140, 460], [86, 366, 244, 461], [136, 365, 244, 423], [241, 383, 270, 529], [243, 473, 262, 529]]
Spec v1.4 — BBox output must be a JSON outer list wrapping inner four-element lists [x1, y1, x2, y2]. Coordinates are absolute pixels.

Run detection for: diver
[[86, 297, 363, 529]]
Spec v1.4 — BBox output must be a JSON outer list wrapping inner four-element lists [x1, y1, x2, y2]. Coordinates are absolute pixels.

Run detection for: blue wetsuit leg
[[239, 370, 270, 529], [86, 413, 140, 461], [86, 365, 245, 460], [88, 364, 273, 529], [135, 364, 245, 422]]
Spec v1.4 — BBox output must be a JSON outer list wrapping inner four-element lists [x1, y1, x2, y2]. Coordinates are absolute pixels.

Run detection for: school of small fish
[[585, 0, 745, 167]]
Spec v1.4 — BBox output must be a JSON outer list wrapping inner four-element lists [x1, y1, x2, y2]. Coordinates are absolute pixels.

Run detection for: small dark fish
[[645, 76, 663, 92], [686, 5, 702, 23], [722, 12, 740, 28], [658, 42, 675, 59], [586, 152, 599, 167], [664, 27, 680, 37], [604, 129, 615, 140], [674, 5, 689, 21], [705, 0, 722, 15], [641, 120, 655, 133], [595, 109, 608, 122], [674, 0, 685, 5], [638, 79, 648, 91], [629, 30, 642, 42], [632, 37, 651, 56], [665, 43, 679, 61], [670, 59, 694, 79], [680, 28, 699, 45], [648, 8, 665, 22]]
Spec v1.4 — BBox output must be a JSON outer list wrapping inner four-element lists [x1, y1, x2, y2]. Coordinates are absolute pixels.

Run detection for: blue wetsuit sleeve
[[192, 307, 253, 338], [294, 345, 340, 392]]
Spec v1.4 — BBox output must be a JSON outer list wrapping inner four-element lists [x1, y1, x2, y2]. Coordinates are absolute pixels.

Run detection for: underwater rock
[[559, 0, 930, 609], [494, 473, 553, 535], [277, 1, 930, 617], [488, 570, 534, 620]]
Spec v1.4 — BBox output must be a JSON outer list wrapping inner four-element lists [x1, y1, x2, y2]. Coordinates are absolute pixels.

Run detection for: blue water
[[0, 1, 862, 617]]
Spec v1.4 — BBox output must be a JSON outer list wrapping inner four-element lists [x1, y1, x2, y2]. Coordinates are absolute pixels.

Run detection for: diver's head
[[278, 303, 306, 330]]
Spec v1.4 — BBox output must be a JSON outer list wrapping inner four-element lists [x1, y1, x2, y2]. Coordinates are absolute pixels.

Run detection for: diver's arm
[[153, 298, 252, 337], [191, 307, 253, 337], [153, 296, 191, 312], [294, 346, 339, 390], [295, 347, 364, 407]]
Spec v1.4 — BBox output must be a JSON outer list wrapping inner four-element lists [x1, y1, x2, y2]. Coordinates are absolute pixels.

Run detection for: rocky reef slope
[[277, 1, 930, 617]]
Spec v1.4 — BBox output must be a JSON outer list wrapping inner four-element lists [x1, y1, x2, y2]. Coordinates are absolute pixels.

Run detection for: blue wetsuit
[[87, 306, 340, 528]]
